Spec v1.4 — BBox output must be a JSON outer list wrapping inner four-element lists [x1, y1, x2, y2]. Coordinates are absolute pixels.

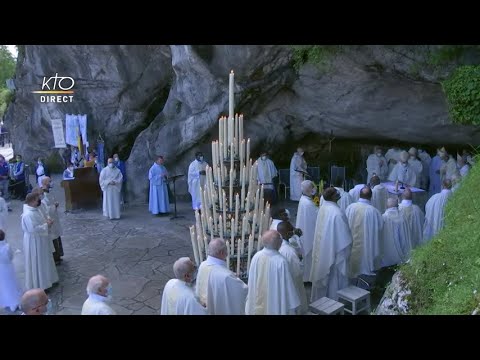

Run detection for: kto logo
[[32, 73, 75, 103]]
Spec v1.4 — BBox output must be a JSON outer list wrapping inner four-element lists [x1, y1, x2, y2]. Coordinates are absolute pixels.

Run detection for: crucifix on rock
[[328, 130, 335, 153]]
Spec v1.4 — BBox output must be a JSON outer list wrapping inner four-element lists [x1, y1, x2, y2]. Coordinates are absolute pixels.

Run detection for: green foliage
[[0, 88, 13, 118], [401, 159, 480, 314], [441, 65, 480, 126], [291, 45, 340, 72], [0, 45, 16, 89]]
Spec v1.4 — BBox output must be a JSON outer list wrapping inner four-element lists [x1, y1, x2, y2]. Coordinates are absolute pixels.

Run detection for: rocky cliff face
[[6, 45, 480, 201]]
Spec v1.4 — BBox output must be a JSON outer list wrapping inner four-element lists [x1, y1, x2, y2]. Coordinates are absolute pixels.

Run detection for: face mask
[[199, 156, 204, 162], [104, 284, 113, 301], [299, 152, 304, 156], [402, 163, 407, 167], [311, 188, 317, 195], [38, 161, 42, 165], [261, 156, 267, 161], [108, 163, 114, 168], [376, 152, 382, 157], [409, 156, 415, 161], [114, 158, 119, 162]]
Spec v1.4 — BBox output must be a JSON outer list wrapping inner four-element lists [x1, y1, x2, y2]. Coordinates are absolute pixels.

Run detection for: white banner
[[51, 118, 66, 148], [65, 114, 78, 146]]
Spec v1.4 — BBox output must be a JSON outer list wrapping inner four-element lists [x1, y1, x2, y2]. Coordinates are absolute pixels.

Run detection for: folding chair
[[307, 166, 321, 184], [330, 165, 346, 188]]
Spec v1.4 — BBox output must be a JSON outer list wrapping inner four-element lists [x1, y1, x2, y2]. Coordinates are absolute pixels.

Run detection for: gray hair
[[173, 257, 194, 280], [262, 230, 282, 251], [301, 180, 314, 194], [387, 197, 398, 209], [86, 275, 108, 295], [208, 238, 227, 259]]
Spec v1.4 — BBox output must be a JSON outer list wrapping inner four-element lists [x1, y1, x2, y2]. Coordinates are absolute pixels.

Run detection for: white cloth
[[270, 218, 281, 231], [345, 200, 383, 277], [0, 196, 8, 231], [310, 201, 352, 301], [42, 191, 62, 240], [0, 241, 21, 311], [440, 157, 459, 183], [257, 158, 278, 190], [381, 208, 411, 267], [99, 166, 123, 219], [388, 163, 417, 188], [398, 199, 425, 249], [423, 189, 452, 242], [296, 195, 319, 281], [188, 160, 207, 210], [196, 256, 248, 315], [36, 165, 46, 187], [81, 293, 116, 315], [385, 148, 402, 176], [21, 204, 59, 290], [371, 184, 388, 215], [348, 184, 366, 203], [289, 153, 307, 201], [366, 154, 388, 182], [459, 164, 469, 177], [279, 240, 308, 314], [408, 158, 423, 188], [246, 248, 300, 315], [321, 187, 353, 212], [160, 279, 207, 315]]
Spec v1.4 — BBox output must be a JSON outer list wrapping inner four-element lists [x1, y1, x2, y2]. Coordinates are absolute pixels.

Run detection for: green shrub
[[291, 45, 341, 72]]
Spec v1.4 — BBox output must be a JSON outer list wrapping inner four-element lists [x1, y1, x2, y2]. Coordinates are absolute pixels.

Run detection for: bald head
[[387, 197, 398, 209], [360, 186, 372, 200], [21, 289, 48, 315], [86, 275, 110, 296], [442, 179, 452, 190], [173, 257, 196, 283], [370, 175, 380, 187], [208, 238, 227, 260], [262, 230, 282, 251], [402, 188, 412, 200], [277, 221, 294, 240]]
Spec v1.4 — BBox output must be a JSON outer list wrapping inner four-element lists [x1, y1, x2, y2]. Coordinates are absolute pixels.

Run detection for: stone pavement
[[1, 174, 200, 315]]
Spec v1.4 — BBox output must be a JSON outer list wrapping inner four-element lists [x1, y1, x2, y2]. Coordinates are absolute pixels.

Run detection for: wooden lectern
[[61, 167, 102, 211]]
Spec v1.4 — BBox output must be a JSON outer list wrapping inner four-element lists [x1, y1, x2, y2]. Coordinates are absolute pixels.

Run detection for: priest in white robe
[[148, 156, 170, 215], [429, 149, 443, 196], [196, 239, 248, 315], [385, 145, 403, 176], [310, 187, 352, 302], [277, 222, 308, 314], [398, 189, 424, 250], [188, 152, 207, 211], [295, 180, 319, 282], [457, 154, 470, 178], [0, 192, 8, 231], [99, 158, 123, 220], [439, 148, 459, 183], [245, 230, 300, 315], [423, 179, 452, 242], [366, 146, 388, 182], [0, 230, 21, 312], [408, 148, 423, 188], [22, 193, 59, 290], [81, 275, 116, 315], [257, 152, 278, 204], [418, 149, 432, 190], [345, 187, 383, 278], [41, 177, 63, 264], [381, 198, 411, 267], [161, 257, 207, 315], [290, 148, 307, 201], [322, 177, 353, 212], [388, 151, 417, 187], [370, 175, 388, 215]]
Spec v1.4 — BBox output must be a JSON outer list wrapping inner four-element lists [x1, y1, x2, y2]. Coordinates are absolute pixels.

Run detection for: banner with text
[[51, 119, 66, 148]]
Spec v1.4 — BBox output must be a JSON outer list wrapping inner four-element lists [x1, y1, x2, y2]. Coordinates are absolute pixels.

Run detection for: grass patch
[[401, 160, 480, 314]]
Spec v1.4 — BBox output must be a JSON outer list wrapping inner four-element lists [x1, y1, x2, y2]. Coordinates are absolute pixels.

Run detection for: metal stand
[[169, 174, 184, 220]]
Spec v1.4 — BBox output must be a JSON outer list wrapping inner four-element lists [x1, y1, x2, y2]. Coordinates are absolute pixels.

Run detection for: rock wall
[[6, 45, 480, 201]]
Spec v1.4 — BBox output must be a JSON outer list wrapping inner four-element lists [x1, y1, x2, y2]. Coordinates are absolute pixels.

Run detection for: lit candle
[[208, 215, 213, 237], [257, 210, 264, 252], [234, 114, 238, 156], [259, 184, 265, 220], [231, 220, 235, 253], [219, 118, 223, 150], [226, 240, 230, 269], [245, 191, 250, 215], [241, 216, 246, 255], [236, 238, 241, 276], [229, 168, 233, 212], [229, 71, 234, 125], [241, 166, 246, 209], [197, 233, 204, 262], [254, 188, 260, 221], [222, 190, 227, 234], [234, 194, 239, 235], [219, 215, 224, 240], [190, 226, 200, 266], [239, 114, 243, 143], [247, 233, 253, 275], [223, 118, 227, 159], [251, 212, 257, 248], [246, 139, 250, 180]]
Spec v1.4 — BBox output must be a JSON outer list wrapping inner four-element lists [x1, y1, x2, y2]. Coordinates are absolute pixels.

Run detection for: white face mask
[[261, 156, 267, 161], [409, 156, 416, 161], [311, 188, 317, 195], [376, 152, 382, 157], [108, 163, 114, 168], [114, 158, 119, 162]]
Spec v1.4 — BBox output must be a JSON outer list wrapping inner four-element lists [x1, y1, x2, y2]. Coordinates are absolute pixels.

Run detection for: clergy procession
[[0, 68, 475, 316]]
